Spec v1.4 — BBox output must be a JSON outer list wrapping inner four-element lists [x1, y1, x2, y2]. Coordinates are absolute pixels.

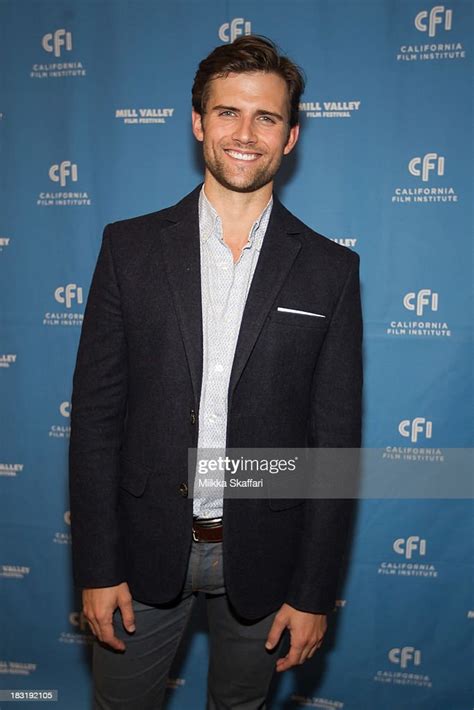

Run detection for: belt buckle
[[192, 517, 223, 543]]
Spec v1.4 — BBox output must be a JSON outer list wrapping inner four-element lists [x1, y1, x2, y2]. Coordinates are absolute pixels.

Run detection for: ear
[[191, 109, 204, 142], [283, 123, 300, 156]]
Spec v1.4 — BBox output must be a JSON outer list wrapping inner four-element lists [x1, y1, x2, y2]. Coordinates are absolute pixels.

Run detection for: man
[[69, 35, 363, 709]]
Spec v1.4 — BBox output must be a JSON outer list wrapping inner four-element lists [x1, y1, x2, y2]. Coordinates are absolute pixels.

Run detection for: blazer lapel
[[158, 185, 203, 406], [156, 185, 303, 410], [227, 197, 302, 409]]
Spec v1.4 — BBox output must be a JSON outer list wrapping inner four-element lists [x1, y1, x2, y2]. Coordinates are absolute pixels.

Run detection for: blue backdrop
[[0, 1, 472, 708]]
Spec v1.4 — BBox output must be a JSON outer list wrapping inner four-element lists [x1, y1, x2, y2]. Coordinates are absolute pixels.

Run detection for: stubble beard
[[203, 142, 283, 194]]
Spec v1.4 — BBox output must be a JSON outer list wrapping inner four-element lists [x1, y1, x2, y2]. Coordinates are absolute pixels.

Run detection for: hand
[[82, 582, 135, 651], [265, 603, 327, 672]]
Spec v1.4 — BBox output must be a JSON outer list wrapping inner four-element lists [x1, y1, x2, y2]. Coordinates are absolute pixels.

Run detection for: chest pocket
[[269, 308, 329, 330]]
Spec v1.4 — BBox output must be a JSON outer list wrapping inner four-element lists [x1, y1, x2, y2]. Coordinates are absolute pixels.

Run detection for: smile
[[224, 149, 261, 162]]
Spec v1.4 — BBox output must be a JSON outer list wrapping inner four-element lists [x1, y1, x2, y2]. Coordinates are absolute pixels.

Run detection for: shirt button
[[214, 364, 224, 373], [179, 482, 188, 498], [208, 414, 219, 423]]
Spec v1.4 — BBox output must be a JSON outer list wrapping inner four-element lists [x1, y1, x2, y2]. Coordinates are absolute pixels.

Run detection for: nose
[[231, 115, 257, 145]]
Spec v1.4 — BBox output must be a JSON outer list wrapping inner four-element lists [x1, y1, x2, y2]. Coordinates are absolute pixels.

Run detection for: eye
[[218, 110, 236, 117], [259, 115, 276, 124]]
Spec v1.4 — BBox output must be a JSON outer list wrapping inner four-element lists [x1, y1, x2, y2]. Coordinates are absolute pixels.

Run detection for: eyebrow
[[211, 104, 285, 122]]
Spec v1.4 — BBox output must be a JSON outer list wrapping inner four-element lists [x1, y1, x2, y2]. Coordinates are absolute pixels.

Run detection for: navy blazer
[[68, 183, 363, 619]]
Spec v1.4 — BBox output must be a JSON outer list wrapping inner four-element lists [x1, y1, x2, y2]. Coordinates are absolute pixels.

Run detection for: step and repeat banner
[[0, 1, 472, 708]]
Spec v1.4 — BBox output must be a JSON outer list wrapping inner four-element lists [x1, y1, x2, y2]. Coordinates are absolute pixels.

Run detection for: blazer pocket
[[268, 498, 305, 511], [119, 454, 153, 497], [265, 461, 306, 510], [269, 309, 329, 329]]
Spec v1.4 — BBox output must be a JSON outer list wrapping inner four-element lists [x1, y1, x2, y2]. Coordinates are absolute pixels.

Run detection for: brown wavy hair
[[192, 35, 306, 128]]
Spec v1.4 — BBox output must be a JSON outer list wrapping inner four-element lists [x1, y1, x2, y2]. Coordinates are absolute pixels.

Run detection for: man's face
[[192, 71, 299, 193]]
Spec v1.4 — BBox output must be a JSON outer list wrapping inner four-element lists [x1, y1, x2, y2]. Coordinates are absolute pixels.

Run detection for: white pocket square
[[277, 307, 326, 318]]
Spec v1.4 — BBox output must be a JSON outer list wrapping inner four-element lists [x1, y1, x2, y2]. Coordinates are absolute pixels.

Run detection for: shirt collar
[[198, 185, 273, 252]]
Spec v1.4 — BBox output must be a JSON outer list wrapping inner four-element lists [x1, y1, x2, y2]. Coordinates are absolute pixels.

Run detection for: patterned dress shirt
[[192, 185, 273, 519]]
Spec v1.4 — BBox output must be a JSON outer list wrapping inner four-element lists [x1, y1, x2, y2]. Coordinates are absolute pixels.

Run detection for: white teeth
[[226, 150, 259, 161]]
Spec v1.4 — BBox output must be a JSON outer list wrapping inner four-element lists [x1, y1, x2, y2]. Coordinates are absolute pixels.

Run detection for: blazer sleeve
[[68, 224, 128, 589], [285, 251, 363, 614]]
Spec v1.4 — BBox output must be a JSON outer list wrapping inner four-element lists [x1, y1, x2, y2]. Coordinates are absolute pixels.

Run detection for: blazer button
[[179, 482, 188, 498], [190, 409, 197, 425]]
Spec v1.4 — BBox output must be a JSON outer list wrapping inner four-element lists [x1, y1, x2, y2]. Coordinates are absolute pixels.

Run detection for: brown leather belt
[[192, 516, 223, 543]]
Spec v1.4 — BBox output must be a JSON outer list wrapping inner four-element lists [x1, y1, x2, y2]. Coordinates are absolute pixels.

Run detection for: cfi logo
[[403, 289, 439, 316], [389, 647, 422, 668], [49, 161, 78, 187], [415, 6, 452, 37], [69, 611, 90, 632], [54, 284, 83, 309], [41, 29, 73, 57], [393, 536, 427, 559], [60, 401, 71, 418], [399, 418, 433, 443], [218, 18, 252, 43], [408, 153, 445, 182]]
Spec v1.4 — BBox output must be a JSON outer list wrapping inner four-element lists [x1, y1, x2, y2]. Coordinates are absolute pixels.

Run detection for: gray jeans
[[93, 540, 288, 709]]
